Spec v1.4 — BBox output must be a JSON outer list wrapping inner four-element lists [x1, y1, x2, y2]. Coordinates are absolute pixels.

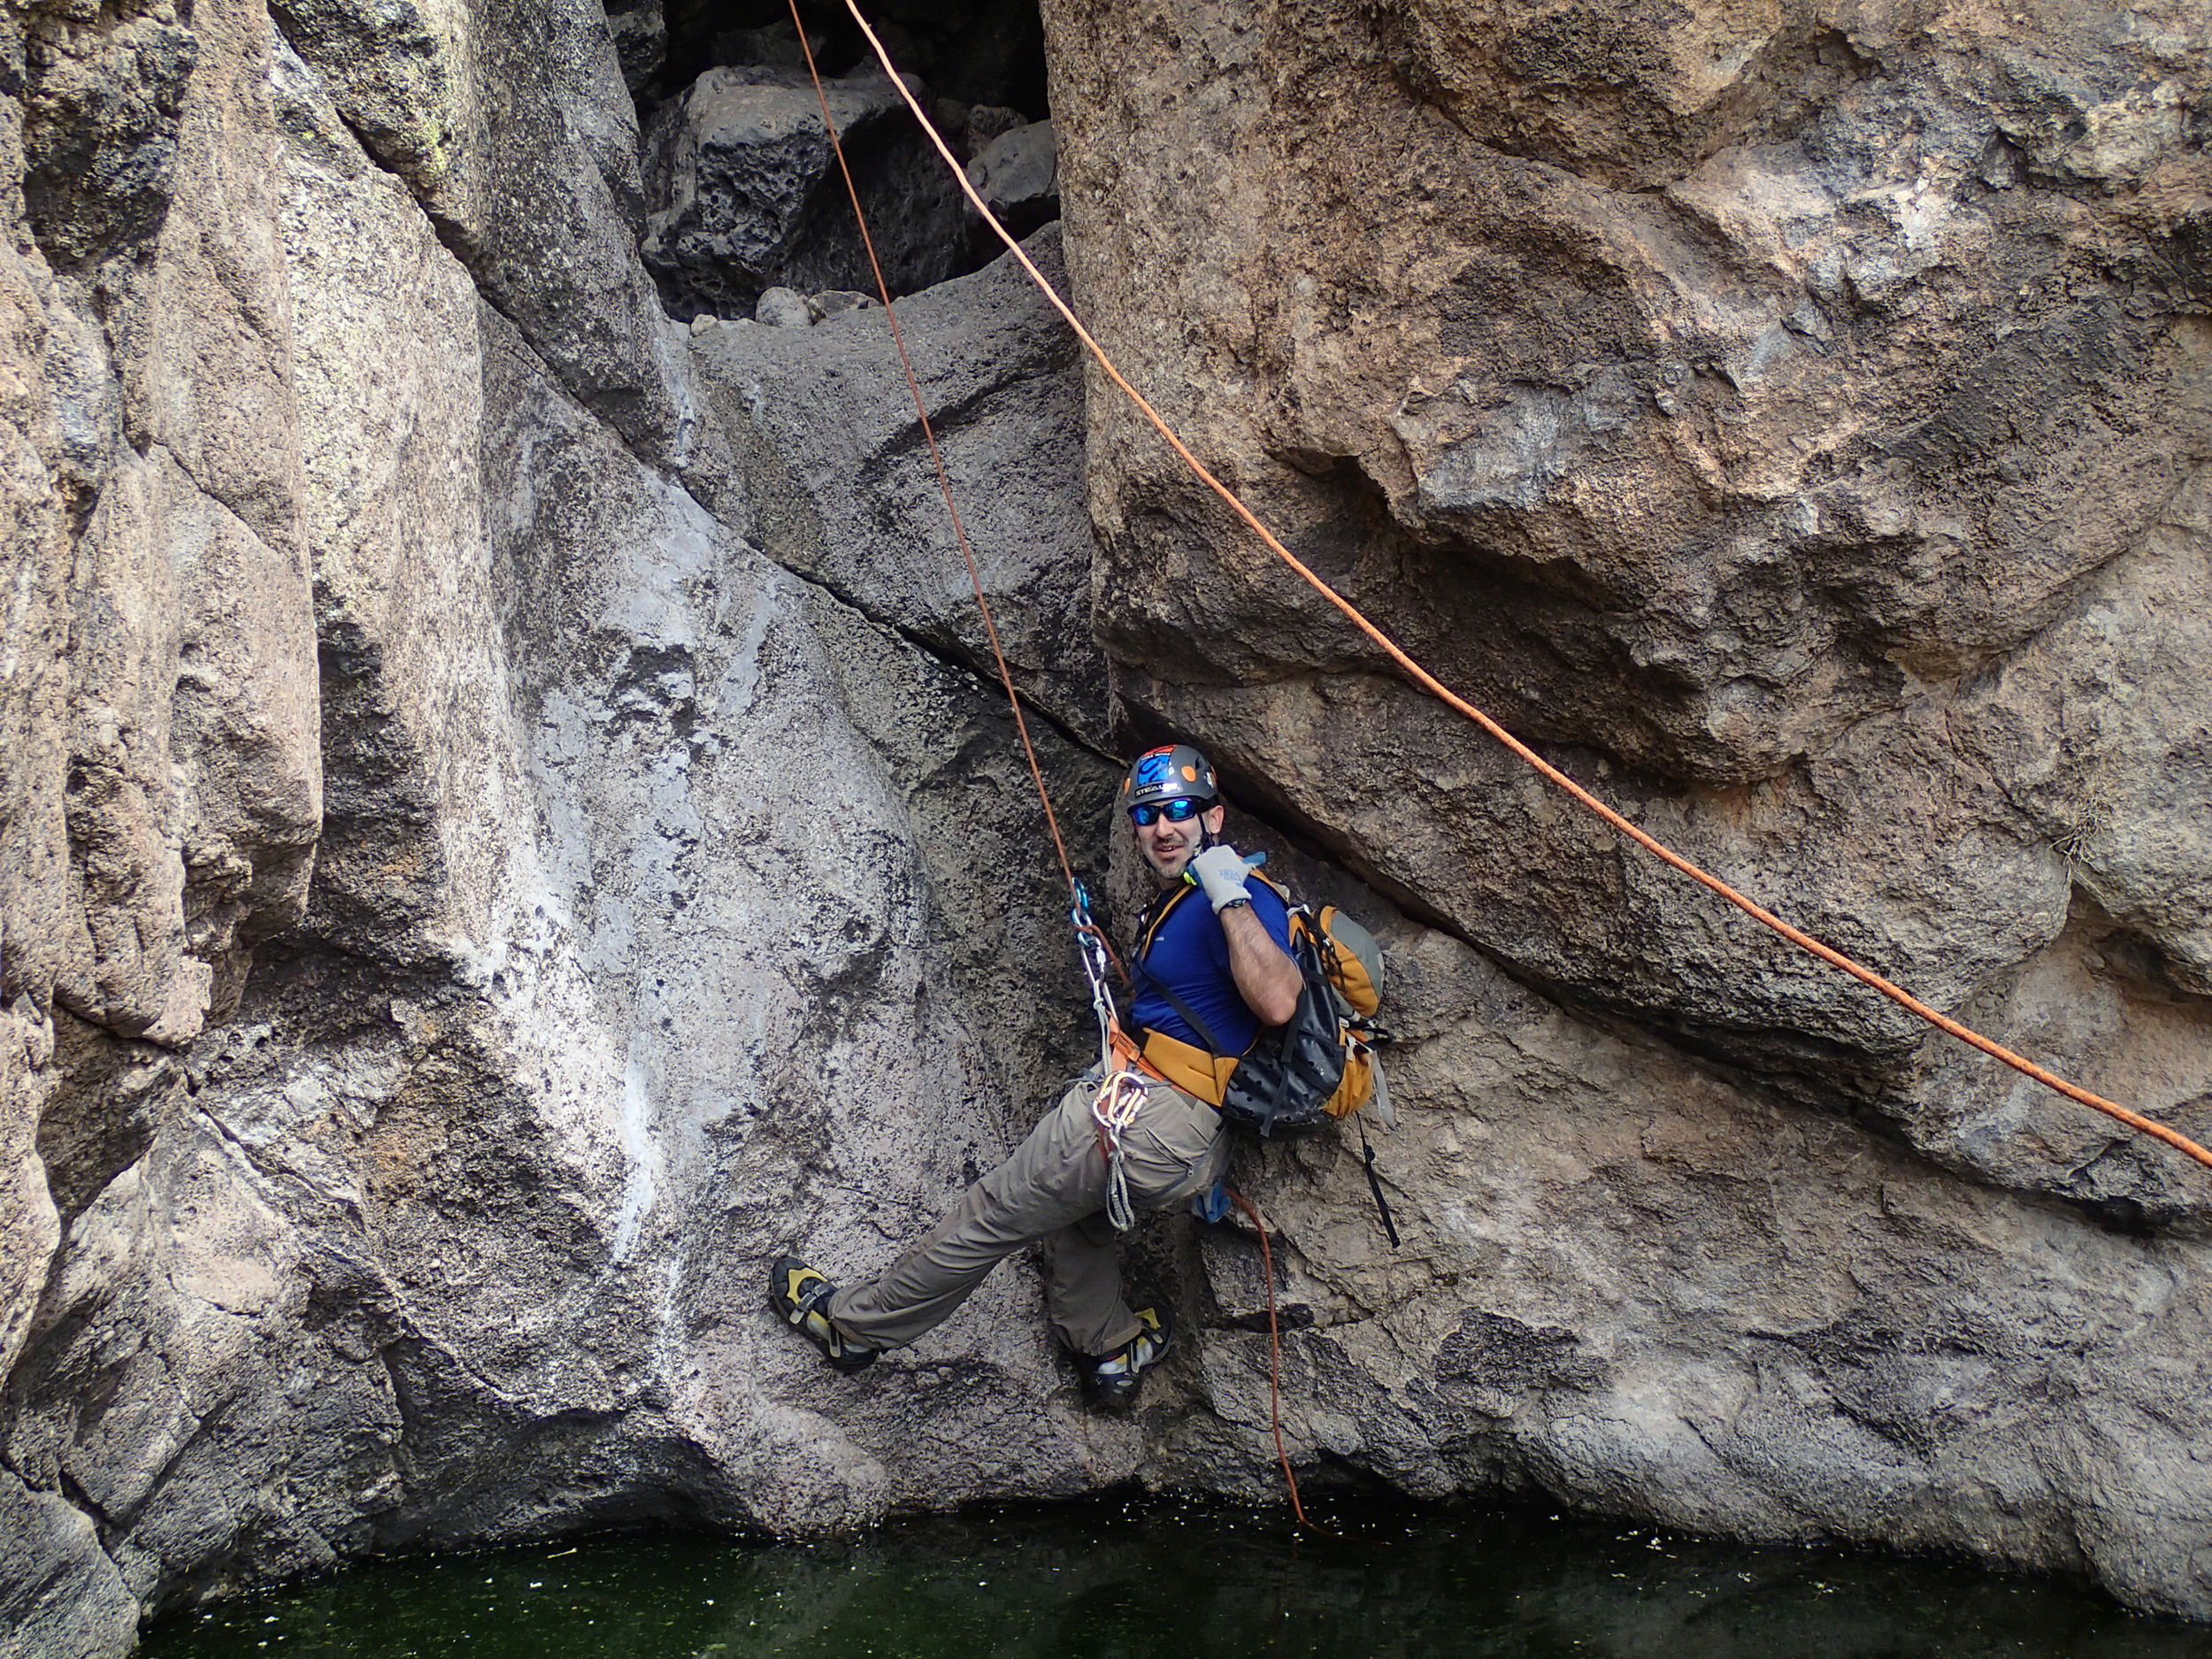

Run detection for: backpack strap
[[1133, 882, 1196, 962], [1131, 883, 1247, 1103], [1140, 965, 1232, 1059], [1132, 884, 1223, 1047]]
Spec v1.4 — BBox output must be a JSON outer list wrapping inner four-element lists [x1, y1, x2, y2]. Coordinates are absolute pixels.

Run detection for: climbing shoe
[[768, 1256, 878, 1374], [1086, 1305, 1172, 1409]]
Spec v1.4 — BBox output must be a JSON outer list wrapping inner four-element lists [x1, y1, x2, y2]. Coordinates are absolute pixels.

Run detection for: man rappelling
[[770, 742, 1298, 1407]]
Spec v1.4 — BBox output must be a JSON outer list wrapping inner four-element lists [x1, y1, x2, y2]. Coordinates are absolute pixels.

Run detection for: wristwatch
[[1220, 897, 1250, 911]]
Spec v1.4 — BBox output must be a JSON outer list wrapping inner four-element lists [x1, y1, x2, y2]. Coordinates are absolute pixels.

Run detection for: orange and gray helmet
[[1121, 742, 1220, 810]]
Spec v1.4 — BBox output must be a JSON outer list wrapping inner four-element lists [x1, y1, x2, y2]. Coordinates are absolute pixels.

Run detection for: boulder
[[966, 119, 1058, 248], [640, 64, 968, 319], [806, 288, 874, 323], [966, 104, 1028, 151], [754, 284, 810, 326], [605, 0, 668, 96]]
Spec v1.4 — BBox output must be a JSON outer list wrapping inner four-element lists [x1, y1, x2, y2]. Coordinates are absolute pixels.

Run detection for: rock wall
[[3, 2, 1107, 1651], [0, 0, 2207, 1652], [1040, 0, 2212, 1618]]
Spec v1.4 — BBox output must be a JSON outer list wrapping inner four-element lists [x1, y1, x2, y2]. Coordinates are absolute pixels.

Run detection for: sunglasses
[[1129, 797, 1206, 826]]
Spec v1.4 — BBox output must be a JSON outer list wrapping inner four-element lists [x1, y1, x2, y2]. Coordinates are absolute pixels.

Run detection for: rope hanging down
[[788, 14, 1180, 1274], [789, 17, 1324, 1518], [812, 0, 2212, 1178], [786, 11, 1081, 902]]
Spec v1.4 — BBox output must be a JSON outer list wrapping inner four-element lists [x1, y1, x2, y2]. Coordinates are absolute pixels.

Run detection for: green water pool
[[141, 1494, 2212, 1659]]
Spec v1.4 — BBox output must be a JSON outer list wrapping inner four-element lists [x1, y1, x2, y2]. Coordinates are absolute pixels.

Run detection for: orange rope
[[831, 1, 2212, 1177], [787, 3, 1080, 898], [1230, 1187, 1308, 1526]]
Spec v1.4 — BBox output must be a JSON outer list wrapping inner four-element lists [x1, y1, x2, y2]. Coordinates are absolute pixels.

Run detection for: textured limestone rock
[[264, 28, 489, 972], [18, 0, 199, 270], [0, 83, 77, 1621], [4, 294, 1125, 1621], [4, 0, 322, 1636], [1, 15, 1122, 1644], [273, 0, 713, 470], [1097, 833, 2212, 1618], [640, 64, 968, 320], [4, 0, 322, 1064], [464, 0, 710, 463], [261, 0, 482, 219], [1032, 0, 2212, 1613], [1949, 489, 2212, 995], [61, 447, 319, 1043]]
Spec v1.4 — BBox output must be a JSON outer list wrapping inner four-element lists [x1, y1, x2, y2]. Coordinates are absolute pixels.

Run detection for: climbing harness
[[804, 0, 2212, 1179]]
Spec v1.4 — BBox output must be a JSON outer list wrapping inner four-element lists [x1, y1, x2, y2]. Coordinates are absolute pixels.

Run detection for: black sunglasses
[[1130, 797, 1206, 826]]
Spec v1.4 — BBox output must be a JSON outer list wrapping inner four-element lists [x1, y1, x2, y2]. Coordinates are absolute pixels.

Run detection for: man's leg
[[1043, 1211, 1131, 1356], [823, 1078, 1109, 1350], [1044, 1082, 1230, 1357]]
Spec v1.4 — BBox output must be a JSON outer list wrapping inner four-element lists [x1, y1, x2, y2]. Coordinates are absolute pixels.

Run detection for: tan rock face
[[1041, 0, 2211, 1179], [4, 1, 1124, 1639], [11, 0, 323, 1055], [4, 0, 319, 1647], [1033, 0, 2212, 1612]]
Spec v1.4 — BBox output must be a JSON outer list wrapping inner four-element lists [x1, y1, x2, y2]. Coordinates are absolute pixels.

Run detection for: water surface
[[143, 1494, 2212, 1659]]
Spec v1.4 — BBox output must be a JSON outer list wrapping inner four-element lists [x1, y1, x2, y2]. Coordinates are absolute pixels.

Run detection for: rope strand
[[787, 3, 1081, 898], [830, 0, 2212, 1177], [1230, 1188, 1308, 1527]]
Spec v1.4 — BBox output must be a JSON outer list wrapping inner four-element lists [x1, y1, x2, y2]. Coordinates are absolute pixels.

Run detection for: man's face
[[1133, 799, 1225, 884]]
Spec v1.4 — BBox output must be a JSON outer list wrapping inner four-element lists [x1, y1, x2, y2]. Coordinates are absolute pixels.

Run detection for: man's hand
[[1189, 844, 1254, 913]]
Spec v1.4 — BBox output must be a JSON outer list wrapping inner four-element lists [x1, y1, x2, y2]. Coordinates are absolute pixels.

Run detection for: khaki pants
[[826, 1074, 1230, 1356]]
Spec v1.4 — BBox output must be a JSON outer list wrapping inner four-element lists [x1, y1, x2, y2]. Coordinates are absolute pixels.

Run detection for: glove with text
[[1190, 844, 1256, 913]]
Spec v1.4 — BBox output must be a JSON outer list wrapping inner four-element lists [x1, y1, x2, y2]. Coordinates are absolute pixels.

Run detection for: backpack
[[1133, 876, 1391, 1139]]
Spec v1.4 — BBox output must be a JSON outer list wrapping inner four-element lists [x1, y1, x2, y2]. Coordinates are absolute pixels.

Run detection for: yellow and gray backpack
[[1134, 874, 1402, 1245], [1134, 875, 1392, 1139]]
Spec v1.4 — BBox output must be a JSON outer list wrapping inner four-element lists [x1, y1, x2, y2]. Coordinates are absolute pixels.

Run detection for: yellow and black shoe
[[1085, 1305, 1172, 1409], [769, 1256, 878, 1373]]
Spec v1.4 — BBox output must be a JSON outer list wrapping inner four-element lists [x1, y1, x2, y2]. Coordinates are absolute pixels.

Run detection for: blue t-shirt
[[1131, 879, 1295, 1056]]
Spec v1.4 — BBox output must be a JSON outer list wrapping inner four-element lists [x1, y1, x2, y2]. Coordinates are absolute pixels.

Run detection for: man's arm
[[1220, 899, 1302, 1026]]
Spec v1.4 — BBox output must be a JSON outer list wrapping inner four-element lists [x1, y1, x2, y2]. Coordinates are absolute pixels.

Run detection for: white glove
[[1190, 843, 1255, 912]]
